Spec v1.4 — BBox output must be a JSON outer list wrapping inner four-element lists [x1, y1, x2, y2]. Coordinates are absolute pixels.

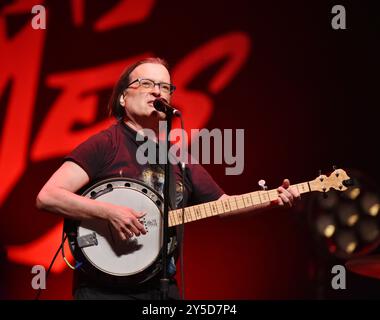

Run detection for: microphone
[[153, 98, 181, 117]]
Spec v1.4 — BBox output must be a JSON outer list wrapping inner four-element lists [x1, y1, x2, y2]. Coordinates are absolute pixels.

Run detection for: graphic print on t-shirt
[[141, 164, 165, 196], [141, 164, 184, 209]]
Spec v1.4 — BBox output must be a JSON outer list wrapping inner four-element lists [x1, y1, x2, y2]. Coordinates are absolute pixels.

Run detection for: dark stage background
[[0, 0, 379, 299]]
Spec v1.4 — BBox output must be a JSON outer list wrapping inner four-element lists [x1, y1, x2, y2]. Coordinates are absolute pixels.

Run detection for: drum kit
[[346, 255, 380, 280]]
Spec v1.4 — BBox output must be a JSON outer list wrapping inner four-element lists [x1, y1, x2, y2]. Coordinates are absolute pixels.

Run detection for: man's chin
[[150, 109, 166, 120]]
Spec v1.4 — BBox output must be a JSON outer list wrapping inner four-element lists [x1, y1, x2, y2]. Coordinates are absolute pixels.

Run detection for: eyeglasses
[[126, 78, 176, 95]]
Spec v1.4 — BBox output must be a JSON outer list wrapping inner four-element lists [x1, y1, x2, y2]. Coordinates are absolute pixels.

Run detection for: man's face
[[121, 63, 172, 122]]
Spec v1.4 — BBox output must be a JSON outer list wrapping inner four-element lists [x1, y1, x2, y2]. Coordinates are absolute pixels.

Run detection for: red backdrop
[[0, 0, 378, 299]]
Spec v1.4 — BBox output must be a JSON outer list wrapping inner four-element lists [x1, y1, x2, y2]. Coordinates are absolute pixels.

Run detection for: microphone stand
[[160, 109, 173, 300]]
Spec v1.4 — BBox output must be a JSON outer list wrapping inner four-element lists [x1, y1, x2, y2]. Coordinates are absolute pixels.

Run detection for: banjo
[[67, 168, 352, 285]]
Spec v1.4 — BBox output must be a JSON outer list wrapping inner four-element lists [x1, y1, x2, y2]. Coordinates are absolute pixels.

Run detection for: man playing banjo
[[36, 57, 300, 300]]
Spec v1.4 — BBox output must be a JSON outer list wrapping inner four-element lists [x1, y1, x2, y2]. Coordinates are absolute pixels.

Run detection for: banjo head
[[72, 178, 167, 280]]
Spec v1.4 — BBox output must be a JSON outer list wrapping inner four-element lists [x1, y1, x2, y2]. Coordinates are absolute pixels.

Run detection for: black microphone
[[153, 98, 181, 117]]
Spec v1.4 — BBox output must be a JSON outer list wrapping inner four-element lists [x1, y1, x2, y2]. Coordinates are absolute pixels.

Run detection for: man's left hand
[[274, 179, 301, 207]]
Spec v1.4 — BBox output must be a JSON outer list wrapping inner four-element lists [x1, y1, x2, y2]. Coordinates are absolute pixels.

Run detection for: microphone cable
[[35, 225, 81, 300], [34, 232, 67, 300]]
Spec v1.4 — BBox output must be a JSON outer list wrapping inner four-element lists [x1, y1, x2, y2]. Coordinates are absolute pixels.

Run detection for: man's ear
[[119, 94, 125, 106]]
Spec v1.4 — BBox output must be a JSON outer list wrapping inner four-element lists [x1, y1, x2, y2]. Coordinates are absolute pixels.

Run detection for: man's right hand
[[108, 205, 147, 240]]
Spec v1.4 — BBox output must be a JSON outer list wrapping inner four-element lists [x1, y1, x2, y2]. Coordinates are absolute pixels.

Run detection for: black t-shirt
[[64, 121, 224, 292], [65, 121, 224, 206]]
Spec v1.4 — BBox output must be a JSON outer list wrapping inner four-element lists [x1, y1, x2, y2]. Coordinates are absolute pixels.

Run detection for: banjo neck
[[168, 182, 311, 227], [168, 169, 353, 227]]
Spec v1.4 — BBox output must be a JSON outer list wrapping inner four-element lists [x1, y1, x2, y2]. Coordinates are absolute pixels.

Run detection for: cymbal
[[346, 255, 380, 280]]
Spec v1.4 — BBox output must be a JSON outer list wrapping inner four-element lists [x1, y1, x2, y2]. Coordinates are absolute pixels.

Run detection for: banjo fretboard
[[168, 182, 314, 226]]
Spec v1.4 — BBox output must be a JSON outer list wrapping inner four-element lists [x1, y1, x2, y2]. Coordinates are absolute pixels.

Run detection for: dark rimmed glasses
[[126, 78, 176, 95]]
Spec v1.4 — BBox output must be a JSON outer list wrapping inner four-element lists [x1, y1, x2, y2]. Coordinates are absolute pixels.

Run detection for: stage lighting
[[316, 214, 336, 238], [345, 187, 361, 200], [335, 230, 357, 254], [337, 203, 359, 227], [308, 169, 380, 260], [361, 193, 380, 217]]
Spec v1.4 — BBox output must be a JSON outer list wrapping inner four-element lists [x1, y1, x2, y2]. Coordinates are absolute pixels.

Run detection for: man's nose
[[151, 84, 161, 96]]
